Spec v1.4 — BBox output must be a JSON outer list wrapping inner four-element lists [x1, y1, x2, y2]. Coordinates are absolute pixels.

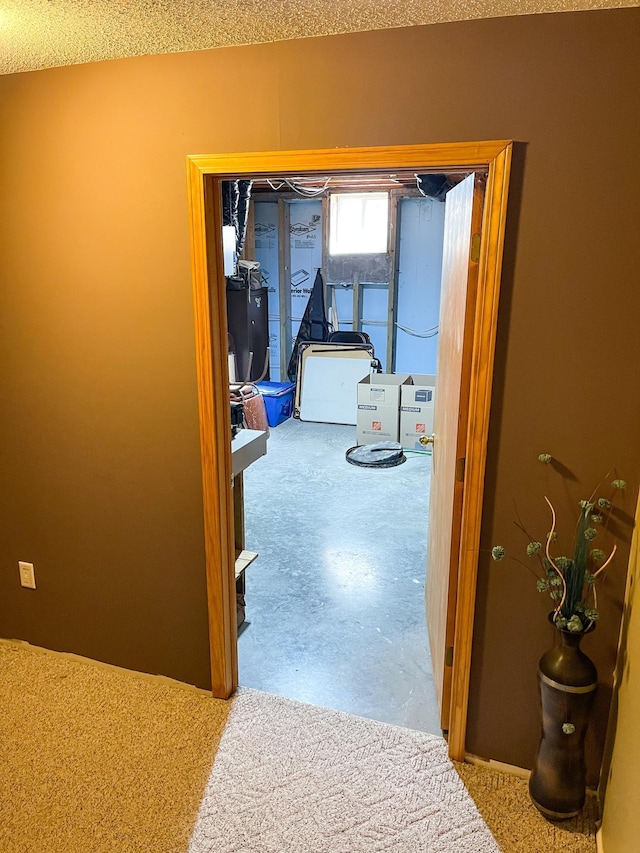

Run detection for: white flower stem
[[593, 544, 617, 578], [544, 496, 568, 620]]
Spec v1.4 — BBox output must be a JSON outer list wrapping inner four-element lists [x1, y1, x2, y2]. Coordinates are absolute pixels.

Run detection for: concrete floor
[[238, 417, 441, 736]]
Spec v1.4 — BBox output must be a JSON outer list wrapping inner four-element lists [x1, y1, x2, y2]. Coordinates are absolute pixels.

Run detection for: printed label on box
[[415, 389, 432, 403], [401, 405, 422, 413], [358, 404, 378, 411], [370, 388, 386, 402], [415, 423, 426, 434], [372, 421, 382, 431]]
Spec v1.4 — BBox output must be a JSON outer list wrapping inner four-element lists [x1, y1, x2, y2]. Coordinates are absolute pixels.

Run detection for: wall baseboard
[[465, 752, 601, 811], [464, 753, 531, 779]]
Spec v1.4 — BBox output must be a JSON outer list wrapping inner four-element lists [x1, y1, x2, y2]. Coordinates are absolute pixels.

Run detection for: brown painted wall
[[1, 10, 638, 780]]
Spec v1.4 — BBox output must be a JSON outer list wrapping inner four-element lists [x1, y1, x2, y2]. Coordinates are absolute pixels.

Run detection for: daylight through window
[[329, 192, 389, 255]]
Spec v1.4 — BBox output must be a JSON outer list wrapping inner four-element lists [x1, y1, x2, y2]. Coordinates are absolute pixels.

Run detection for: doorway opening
[[228, 171, 466, 736], [186, 141, 512, 759]]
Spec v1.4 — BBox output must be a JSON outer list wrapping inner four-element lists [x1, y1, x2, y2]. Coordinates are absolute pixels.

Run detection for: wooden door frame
[[186, 141, 512, 760]]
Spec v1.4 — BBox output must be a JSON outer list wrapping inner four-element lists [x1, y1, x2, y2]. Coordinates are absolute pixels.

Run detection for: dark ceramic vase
[[528, 623, 597, 820]]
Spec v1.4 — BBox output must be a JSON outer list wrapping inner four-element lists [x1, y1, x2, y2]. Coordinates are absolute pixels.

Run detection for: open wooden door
[[426, 173, 484, 732]]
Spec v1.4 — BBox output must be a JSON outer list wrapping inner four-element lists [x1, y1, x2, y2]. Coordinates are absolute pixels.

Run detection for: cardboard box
[[400, 374, 436, 450], [356, 374, 411, 444]]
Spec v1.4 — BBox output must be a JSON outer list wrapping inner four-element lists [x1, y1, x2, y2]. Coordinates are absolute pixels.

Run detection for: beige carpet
[[0, 640, 229, 852], [455, 763, 597, 853], [0, 639, 597, 852]]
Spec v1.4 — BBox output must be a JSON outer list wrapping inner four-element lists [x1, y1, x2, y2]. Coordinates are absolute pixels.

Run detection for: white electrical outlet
[[19, 561, 36, 589]]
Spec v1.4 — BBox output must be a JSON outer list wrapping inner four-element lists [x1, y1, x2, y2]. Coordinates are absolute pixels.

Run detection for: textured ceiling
[[0, 1, 636, 75]]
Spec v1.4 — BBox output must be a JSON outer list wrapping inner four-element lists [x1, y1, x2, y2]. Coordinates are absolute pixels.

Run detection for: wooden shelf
[[235, 549, 258, 580]]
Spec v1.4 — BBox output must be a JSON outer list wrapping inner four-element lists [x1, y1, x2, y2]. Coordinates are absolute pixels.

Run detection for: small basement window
[[329, 192, 389, 255]]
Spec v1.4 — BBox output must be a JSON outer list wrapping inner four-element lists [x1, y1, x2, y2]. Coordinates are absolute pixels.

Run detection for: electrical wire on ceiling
[[266, 177, 331, 197], [263, 174, 408, 196], [357, 318, 440, 339]]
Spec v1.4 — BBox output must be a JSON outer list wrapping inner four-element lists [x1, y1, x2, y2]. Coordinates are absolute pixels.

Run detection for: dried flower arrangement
[[491, 454, 626, 633]]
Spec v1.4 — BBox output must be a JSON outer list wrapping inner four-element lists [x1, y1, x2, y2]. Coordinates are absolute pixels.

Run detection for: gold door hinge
[[470, 233, 482, 263], [455, 457, 465, 482], [445, 646, 454, 667]]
